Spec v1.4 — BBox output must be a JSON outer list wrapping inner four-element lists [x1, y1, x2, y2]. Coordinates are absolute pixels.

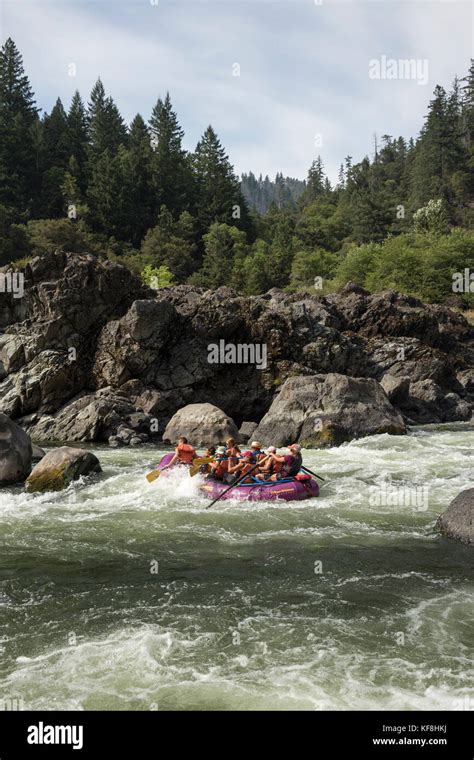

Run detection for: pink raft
[[155, 454, 319, 502]]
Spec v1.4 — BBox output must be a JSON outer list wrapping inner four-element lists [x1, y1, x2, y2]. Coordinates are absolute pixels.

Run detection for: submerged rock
[[31, 443, 46, 462], [163, 403, 240, 447], [252, 373, 406, 447], [0, 413, 32, 485], [25, 446, 102, 493], [436, 488, 473, 545]]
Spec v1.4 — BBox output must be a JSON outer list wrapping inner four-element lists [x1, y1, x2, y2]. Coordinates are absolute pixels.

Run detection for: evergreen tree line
[[241, 172, 306, 214], [1, 38, 473, 304]]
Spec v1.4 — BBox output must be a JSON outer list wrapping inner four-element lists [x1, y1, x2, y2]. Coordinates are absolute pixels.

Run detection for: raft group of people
[[166, 436, 304, 485]]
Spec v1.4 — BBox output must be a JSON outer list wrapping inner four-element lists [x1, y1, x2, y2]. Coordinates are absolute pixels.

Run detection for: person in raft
[[256, 443, 302, 481], [256, 446, 283, 479], [226, 451, 256, 484], [249, 441, 266, 464], [207, 446, 228, 481], [162, 436, 196, 469]]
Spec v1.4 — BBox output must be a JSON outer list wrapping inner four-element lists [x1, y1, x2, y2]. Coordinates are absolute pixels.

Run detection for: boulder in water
[[25, 446, 102, 493], [252, 373, 406, 447], [163, 403, 239, 447], [31, 443, 46, 462], [0, 413, 32, 485], [436, 488, 473, 545]]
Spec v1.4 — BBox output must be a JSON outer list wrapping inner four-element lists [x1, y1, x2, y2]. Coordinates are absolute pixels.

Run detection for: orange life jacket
[[237, 462, 255, 483], [213, 458, 228, 479], [177, 443, 195, 464]]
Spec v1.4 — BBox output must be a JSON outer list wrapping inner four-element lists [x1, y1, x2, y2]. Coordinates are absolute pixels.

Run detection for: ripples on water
[[0, 426, 473, 710]]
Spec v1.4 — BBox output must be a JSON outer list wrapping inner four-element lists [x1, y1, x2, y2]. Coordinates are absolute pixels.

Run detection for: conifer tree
[[0, 37, 39, 212], [149, 93, 192, 216]]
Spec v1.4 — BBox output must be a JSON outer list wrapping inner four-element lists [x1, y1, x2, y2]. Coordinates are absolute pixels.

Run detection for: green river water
[[0, 425, 472, 711]]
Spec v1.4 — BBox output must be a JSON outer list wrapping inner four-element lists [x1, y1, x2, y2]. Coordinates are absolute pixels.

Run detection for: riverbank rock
[[31, 443, 46, 462], [0, 413, 32, 485], [436, 488, 473, 545], [238, 421, 258, 443], [25, 446, 102, 493], [0, 252, 473, 443], [252, 374, 406, 447], [163, 403, 240, 447]]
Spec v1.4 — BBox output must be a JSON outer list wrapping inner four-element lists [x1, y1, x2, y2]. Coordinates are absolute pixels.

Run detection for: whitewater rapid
[[0, 425, 472, 710]]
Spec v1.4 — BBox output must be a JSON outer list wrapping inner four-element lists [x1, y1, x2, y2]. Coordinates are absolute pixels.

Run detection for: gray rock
[[238, 421, 258, 442], [436, 488, 473, 545], [25, 446, 101, 493], [31, 443, 46, 462], [163, 403, 240, 447], [380, 374, 410, 404], [0, 413, 32, 485], [252, 373, 406, 447]]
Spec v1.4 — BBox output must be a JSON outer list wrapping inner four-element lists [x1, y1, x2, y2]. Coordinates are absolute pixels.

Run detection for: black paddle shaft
[[301, 465, 325, 482]]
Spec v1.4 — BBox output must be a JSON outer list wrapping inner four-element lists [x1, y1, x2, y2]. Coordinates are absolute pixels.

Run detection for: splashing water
[[0, 425, 473, 711]]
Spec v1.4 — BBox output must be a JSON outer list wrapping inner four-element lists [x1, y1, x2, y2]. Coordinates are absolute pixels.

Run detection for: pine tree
[[149, 93, 192, 216], [122, 113, 154, 244], [0, 38, 39, 213], [67, 90, 88, 191], [192, 125, 253, 237], [87, 78, 127, 163]]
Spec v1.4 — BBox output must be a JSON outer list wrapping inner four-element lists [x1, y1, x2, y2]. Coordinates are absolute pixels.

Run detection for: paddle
[[189, 457, 214, 477], [301, 465, 325, 482], [205, 455, 270, 510], [146, 468, 163, 483]]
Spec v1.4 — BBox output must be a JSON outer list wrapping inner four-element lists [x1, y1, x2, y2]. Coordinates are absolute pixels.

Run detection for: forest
[[1, 37, 473, 306]]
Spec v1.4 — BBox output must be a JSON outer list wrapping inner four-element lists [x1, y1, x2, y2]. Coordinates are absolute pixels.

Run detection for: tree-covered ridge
[[241, 172, 306, 213], [0, 37, 473, 306]]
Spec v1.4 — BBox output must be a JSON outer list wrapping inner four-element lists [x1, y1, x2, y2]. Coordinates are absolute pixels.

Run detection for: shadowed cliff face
[[0, 251, 472, 444]]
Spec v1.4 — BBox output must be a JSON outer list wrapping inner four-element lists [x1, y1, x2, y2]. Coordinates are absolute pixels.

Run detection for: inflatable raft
[[154, 453, 319, 501], [200, 477, 319, 502]]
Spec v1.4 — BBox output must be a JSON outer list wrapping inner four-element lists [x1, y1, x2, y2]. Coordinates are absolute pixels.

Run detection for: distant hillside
[[241, 172, 306, 213]]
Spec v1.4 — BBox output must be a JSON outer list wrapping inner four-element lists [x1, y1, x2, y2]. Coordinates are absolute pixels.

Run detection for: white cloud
[[2, 0, 471, 182]]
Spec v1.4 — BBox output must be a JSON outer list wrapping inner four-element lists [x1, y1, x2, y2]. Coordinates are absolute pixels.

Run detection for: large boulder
[[0, 413, 32, 485], [252, 373, 406, 447], [436, 489, 473, 545], [21, 390, 160, 446], [162, 403, 240, 447], [25, 446, 102, 493]]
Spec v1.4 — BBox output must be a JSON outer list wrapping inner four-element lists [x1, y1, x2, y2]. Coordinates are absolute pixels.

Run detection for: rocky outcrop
[[238, 421, 258, 443], [0, 413, 32, 484], [25, 446, 102, 493], [252, 373, 406, 446], [163, 403, 240, 447], [436, 489, 473, 545], [0, 253, 473, 445]]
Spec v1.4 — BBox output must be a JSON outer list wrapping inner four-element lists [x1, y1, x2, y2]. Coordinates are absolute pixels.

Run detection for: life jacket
[[177, 443, 195, 464], [270, 458, 282, 474], [237, 462, 255, 483], [281, 452, 302, 478], [213, 458, 228, 479], [251, 450, 265, 464]]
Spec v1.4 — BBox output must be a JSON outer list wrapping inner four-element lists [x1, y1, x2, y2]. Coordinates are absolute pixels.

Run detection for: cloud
[[2, 0, 471, 181]]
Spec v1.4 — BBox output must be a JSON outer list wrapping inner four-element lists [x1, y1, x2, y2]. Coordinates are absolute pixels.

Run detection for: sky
[[1, 0, 473, 183]]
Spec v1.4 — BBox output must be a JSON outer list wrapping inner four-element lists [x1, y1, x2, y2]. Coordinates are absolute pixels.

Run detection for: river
[[0, 425, 472, 711]]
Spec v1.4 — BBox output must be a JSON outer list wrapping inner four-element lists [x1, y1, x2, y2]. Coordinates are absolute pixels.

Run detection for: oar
[[205, 455, 270, 510], [301, 465, 325, 482], [189, 457, 214, 477], [146, 468, 162, 483]]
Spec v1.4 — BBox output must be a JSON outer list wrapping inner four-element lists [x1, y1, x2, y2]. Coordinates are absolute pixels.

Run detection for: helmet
[[251, 441, 262, 449], [215, 446, 226, 456], [267, 446, 277, 453]]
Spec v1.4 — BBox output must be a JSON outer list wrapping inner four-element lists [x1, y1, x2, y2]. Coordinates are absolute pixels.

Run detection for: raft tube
[[200, 476, 319, 502]]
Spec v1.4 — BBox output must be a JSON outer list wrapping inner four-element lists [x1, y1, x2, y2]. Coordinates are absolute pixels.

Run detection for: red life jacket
[[177, 443, 195, 464], [237, 462, 255, 483]]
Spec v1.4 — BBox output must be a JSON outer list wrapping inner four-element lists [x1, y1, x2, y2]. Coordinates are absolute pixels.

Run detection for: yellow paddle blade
[[146, 469, 161, 483], [189, 465, 200, 477], [192, 457, 214, 466]]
